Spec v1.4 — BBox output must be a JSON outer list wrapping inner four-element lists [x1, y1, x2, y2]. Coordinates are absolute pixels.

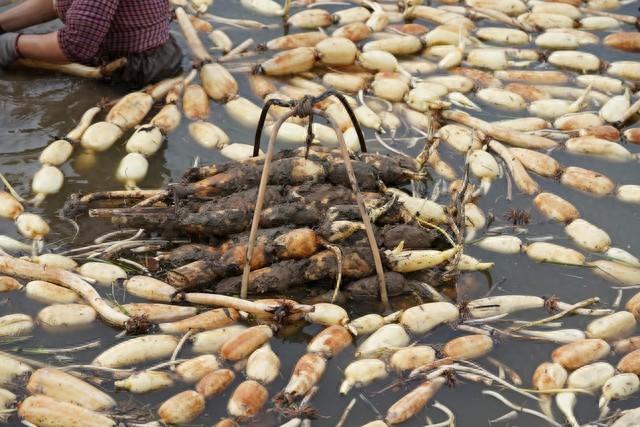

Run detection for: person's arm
[[1, 0, 119, 67], [0, 0, 57, 32], [17, 31, 68, 63]]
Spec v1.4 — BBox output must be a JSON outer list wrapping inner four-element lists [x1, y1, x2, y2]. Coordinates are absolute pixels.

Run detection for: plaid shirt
[[56, 0, 172, 64]]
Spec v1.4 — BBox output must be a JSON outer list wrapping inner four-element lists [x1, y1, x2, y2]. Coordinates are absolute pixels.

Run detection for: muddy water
[[1, 1, 640, 426]]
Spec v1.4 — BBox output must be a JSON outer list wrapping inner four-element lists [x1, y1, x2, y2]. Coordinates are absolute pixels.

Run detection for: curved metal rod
[[241, 110, 297, 299], [313, 108, 390, 311], [252, 98, 295, 157], [325, 89, 368, 153]]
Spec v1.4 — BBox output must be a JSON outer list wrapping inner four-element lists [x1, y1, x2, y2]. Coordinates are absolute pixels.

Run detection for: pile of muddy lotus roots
[[64, 145, 471, 301]]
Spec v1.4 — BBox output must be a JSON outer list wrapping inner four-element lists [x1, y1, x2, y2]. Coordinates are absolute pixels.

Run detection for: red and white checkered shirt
[[56, 0, 172, 64]]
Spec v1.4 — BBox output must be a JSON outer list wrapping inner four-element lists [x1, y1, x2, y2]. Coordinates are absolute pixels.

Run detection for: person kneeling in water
[[0, 0, 183, 86]]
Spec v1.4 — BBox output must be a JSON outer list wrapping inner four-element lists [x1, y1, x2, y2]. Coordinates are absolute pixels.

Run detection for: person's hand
[[0, 33, 19, 68]]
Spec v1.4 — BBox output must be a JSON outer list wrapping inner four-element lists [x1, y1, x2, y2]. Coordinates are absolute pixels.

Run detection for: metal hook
[[252, 89, 369, 157]]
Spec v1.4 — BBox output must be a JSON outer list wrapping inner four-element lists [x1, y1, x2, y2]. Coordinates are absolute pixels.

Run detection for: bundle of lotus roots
[[63, 145, 483, 305]]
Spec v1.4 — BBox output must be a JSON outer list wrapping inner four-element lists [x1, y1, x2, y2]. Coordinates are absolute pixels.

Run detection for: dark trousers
[[109, 35, 183, 88]]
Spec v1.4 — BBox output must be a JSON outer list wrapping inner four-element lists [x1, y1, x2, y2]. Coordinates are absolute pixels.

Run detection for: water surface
[[1, 1, 640, 426]]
